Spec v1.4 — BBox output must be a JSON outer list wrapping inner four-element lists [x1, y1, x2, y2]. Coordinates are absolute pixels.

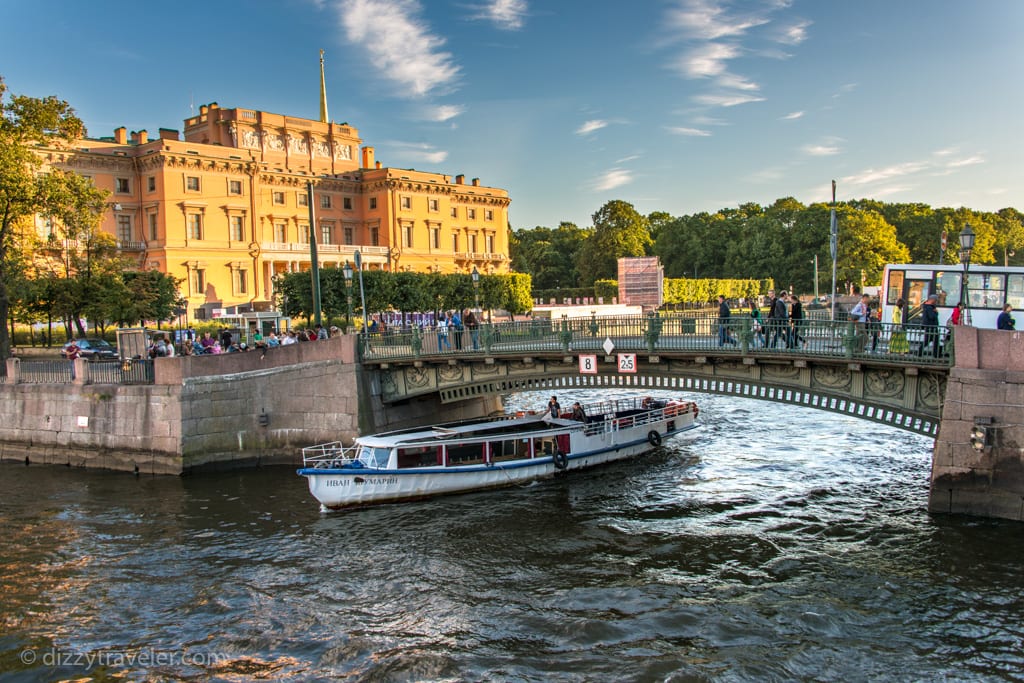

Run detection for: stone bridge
[[363, 315, 950, 438]]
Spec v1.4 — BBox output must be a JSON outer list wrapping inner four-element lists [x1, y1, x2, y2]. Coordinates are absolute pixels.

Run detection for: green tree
[[577, 200, 652, 284], [0, 77, 86, 358]]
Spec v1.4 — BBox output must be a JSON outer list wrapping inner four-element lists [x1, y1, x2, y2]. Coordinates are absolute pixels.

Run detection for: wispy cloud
[[802, 137, 843, 156], [387, 140, 449, 165], [593, 169, 632, 192], [781, 110, 804, 120], [666, 126, 712, 136], [661, 0, 811, 111], [469, 0, 528, 30], [337, 0, 460, 98], [841, 149, 986, 198], [423, 104, 466, 122], [576, 119, 608, 135]]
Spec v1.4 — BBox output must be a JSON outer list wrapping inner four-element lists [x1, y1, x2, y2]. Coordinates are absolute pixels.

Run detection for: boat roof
[[357, 413, 580, 448]]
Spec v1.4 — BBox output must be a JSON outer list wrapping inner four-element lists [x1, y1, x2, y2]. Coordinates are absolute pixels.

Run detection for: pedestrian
[[888, 298, 910, 353], [788, 293, 806, 348], [465, 310, 480, 349], [849, 294, 871, 351], [997, 303, 1016, 330], [749, 299, 765, 347], [547, 396, 561, 418], [768, 290, 789, 348], [437, 314, 451, 350], [918, 294, 941, 356], [717, 295, 737, 346]]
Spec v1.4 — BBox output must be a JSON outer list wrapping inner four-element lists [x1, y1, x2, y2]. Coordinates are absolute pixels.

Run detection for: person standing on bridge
[[997, 303, 1016, 330], [889, 298, 910, 353], [717, 295, 737, 346], [788, 293, 806, 349], [767, 290, 789, 348], [918, 294, 941, 357]]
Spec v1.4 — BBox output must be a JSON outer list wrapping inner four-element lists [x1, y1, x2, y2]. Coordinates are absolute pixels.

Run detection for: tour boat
[[298, 396, 699, 509]]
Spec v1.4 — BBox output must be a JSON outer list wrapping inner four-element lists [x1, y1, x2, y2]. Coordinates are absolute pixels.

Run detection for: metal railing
[[359, 313, 954, 367], [17, 360, 75, 383], [86, 359, 155, 385]]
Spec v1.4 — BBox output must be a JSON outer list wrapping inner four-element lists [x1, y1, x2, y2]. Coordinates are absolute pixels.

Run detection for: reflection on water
[[2, 390, 1023, 681]]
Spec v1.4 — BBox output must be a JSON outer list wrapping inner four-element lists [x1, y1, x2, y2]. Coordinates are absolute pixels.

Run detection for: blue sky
[[2, 0, 1022, 230]]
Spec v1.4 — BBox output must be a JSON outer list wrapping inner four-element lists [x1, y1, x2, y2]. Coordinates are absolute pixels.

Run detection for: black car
[[61, 338, 118, 360]]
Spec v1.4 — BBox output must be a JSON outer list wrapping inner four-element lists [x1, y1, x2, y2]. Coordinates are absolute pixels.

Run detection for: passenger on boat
[[547, 396, 561, 418], [571, 402, 587, 422]]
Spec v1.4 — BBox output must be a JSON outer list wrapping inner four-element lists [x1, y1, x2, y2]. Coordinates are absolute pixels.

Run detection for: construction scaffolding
[[617, 257, 664, 309]]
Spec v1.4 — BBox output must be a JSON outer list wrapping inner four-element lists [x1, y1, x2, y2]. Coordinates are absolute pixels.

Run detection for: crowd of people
[[146, 323, 345, 359]]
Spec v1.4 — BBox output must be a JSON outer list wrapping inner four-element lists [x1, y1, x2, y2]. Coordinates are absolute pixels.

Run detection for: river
[[1, 389, 1022, 682]]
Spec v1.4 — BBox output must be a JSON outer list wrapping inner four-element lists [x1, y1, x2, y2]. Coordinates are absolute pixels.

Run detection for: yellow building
[[37, 98, 510, 321]]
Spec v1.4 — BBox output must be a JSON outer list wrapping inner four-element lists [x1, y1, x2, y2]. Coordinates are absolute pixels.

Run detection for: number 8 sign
[[578, 354, 597, 374], [617, 353, 637, 373]]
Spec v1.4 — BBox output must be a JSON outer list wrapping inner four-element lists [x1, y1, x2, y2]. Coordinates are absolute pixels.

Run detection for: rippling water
[[2, 390, 1023, 682]]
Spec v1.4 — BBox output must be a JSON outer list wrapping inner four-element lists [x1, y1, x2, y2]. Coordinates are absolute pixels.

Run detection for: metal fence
[[11, 359, 155, 385], [16, 360, 75, 384], [360, 313, 954, 367]]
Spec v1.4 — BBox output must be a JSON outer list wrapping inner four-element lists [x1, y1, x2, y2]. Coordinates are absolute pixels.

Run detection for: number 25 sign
[[617, 353, 637, 373]]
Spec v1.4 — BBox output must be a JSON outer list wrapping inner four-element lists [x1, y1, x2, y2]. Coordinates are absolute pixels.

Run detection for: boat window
[[490, 438, 530, 462], [397, 445, 438, 468], [533, 437, 556, 458], [358, 446, 391, 468], [446, 442, 485, 465]]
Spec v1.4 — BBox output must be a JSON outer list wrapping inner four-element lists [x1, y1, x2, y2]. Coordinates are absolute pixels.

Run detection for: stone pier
[[0, 336, 498, 475], [930, 327, 1024, 521]]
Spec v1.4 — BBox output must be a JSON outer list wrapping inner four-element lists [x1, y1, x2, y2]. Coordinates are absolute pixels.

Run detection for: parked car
[[61, 338, 118, 360]]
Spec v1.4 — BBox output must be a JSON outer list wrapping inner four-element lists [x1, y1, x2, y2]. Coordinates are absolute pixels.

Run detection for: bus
[[880, 263, 1024, 327]]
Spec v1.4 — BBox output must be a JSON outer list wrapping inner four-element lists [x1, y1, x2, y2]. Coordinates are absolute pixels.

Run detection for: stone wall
[[930, 327, 1024, 520], [0, 335, 500, 475]]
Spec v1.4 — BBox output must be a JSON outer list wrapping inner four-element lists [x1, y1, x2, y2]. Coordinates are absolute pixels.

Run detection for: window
[[116, 215, 132, 243], [186, 176, 200, 191], [274, 222, 286, 243], [469, 234, 477, 253], [369, 197, 377, 210], [1008, 274, 1024, 310], [230, 215, 244, 242], [188, 213, 203, 240], [403, 224, 413, 248], [229, 179, 242, 195], [468, 208, 476, 220], [370, 226, 379, 246], [147, 213, 158, 241], [966, 272, 1006, 309], [343, 197, 352, 210], [273, 191, 285, 205], [299, 224, 310, 244], [452, 234, 459, 253], [234, 269, 248, 295], [320, 223, 332, 244], [320, 194, 331, 209], [344, 226, 354, 245], [116, 177, 130, 194], [401, 196, 411, 210], [486, 234, 494, 253], [431, 227, 440, 249], [297, 192, 309, 207], [429, 198, 439, 212], [147, 176, 156, 192], [191, 268, 206, 295], [450, 207, 457, 218], [485, 209, 493, 221]]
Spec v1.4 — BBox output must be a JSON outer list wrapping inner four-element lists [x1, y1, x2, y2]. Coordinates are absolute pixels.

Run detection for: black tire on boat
[[553, 450, 568, 470], [647, 430, 663, 447]]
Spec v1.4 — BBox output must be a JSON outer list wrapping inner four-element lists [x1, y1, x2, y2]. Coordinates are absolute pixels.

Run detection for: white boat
[[298, 396, 699, 510]]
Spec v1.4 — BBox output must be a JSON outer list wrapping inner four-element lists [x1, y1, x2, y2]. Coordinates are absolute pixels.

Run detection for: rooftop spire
[[319, 49, 329, 124]]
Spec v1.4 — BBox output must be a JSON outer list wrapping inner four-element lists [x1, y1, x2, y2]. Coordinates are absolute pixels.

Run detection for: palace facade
[[36, 101, 511, 320]]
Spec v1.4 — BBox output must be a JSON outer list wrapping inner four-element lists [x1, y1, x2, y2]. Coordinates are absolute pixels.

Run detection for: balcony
[[259, 242, 390, 260], [117, 240, 147, 251]]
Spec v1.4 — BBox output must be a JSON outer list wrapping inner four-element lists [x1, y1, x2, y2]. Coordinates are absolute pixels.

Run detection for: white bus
[[880, 263, 1024, 327]]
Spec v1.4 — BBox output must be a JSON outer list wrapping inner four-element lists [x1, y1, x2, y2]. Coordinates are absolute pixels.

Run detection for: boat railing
[[577, 397, 695, 435], [301, 441, 356, 468]]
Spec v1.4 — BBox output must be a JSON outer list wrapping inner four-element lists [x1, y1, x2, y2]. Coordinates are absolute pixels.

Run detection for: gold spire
[[319, 49, 329, 124]]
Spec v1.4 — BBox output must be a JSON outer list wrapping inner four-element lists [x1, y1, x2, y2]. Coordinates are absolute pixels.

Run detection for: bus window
[[1008, 274, 1024, 310], [968, 273, 1005, 309], [886, 270, 904, 305], [934, 271, 963, 307]]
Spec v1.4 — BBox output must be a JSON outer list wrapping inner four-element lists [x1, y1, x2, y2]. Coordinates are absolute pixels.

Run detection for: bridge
[[359, 314, 951, 438]]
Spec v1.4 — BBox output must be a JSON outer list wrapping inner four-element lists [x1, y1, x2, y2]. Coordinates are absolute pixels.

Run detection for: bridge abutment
[[930, 327, 1024, 521]]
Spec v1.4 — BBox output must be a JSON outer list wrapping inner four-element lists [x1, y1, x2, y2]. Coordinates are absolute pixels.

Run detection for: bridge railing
[[360, 313, 954, 366]]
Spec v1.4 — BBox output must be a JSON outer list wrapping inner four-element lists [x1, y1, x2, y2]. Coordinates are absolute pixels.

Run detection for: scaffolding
[[618, 257, 663, 309]]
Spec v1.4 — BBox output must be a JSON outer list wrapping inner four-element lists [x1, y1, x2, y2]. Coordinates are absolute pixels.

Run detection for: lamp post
[[354, 250, 368, 337], [342, 261, 353, 333], [306, 181, 322, 328], [471, 266, 480, 312], [959, 224, 975, 326]]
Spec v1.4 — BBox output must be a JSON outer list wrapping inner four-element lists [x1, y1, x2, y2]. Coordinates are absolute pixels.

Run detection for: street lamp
[[471, 266, 480, 312], [354, 250, 368, 337], [959, 224, 975, 326], [342, 261, 354, 333]]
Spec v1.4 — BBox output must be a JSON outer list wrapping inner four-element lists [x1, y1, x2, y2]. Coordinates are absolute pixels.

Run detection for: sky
[[2, 0, 1022, 230]]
